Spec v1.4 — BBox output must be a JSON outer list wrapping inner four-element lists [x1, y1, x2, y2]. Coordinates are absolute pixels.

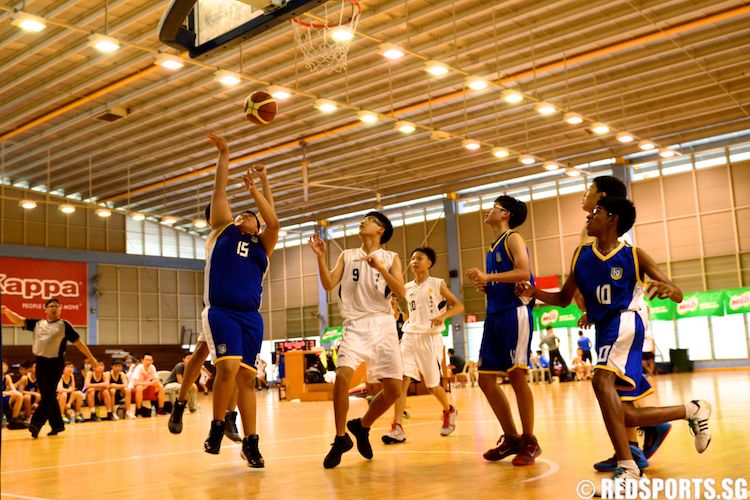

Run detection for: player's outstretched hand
[[646, 280, 677, 301], [515, 281, 536, 298], [577, 313, 592, 330], [242, 169, 256, 191], [206, 133, 229, 153], [252, 164, 267, 178], [466, 268, 488, 285], [0, 305, 7, 315], [308, 233, 326, 257]]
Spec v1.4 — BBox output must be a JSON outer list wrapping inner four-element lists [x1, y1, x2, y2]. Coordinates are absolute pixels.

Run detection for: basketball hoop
[[291, 0, 360, 74]]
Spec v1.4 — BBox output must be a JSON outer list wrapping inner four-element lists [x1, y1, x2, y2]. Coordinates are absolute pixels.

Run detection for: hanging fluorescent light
[[492, 147, 510, 158], [659, 148, 676, 158], [357, 111, 378, 123], [19, 199, 37, 209], [11, 11, 46, 32], [591, 122, 610, 135], [501, 89, 523, 104], [214, 69, 241, 86], [131, 212, 145, 221], [563, 112, 583, 125], [639, 140, 656, 151], [59, 204, 76, 214], [161, 215, 178, 225], [193, 218, 208, 229], [424, 60, 449, 77], [330, 26, 354, 43], [378, 43, 405, 60], [95, 208, 112, 218], [535, 102, 557, 115], [543, 161, 560, 171], [466, 76, 488, 91], [155, 53, 184, 70], [314, 99, 337, 113], [564, 167, 581, 177], [88, 34, 120, 54], [267, 86, 291, 100], [519, 154, 535, 165], [462, 139, 481, 151], [396, 121, 415, 134], [616, 132, 634, 143]]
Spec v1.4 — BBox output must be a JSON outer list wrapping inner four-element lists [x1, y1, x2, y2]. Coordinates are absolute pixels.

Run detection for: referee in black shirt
[[2, 298, 97, 438]]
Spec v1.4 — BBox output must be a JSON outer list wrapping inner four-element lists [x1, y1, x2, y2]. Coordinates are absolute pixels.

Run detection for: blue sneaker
[[593, 444, 649, 472], [640, 423, 672, 459]]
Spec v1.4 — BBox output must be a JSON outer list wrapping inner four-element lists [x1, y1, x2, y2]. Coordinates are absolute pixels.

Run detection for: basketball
[[243, 91, 277, 125]]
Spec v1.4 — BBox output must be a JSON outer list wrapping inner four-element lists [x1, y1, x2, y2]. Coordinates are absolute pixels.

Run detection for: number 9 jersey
[[572, 241, 645, 325]]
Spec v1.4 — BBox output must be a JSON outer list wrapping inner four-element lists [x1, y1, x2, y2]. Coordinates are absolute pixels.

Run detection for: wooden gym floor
[[2, 370, 748, 499]]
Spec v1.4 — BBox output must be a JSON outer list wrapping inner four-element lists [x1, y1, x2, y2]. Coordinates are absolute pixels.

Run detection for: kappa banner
[[0, 257, 87, 326]]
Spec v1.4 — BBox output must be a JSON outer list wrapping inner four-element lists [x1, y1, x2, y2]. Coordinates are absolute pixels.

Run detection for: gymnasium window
[[676, 316, 713, 361], [710, 315, 749, 360], [465, 322, 484, 362], [651, 320, 677, 362], [126, 217, 206, 259]]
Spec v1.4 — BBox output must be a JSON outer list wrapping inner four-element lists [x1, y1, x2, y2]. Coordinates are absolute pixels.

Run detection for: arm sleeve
[[24, 318, 40, 332], [63, 321, 81, 342]]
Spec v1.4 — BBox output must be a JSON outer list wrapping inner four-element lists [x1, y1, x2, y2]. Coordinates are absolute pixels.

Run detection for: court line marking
[[1, 493, 53, 500]]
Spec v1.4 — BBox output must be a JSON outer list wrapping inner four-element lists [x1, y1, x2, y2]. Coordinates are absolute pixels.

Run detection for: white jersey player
[[382, 247, 464, 445], [309, 211, 405, 469]]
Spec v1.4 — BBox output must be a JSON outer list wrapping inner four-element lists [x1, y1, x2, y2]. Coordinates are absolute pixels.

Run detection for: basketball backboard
[[158, 0, 324, 59]]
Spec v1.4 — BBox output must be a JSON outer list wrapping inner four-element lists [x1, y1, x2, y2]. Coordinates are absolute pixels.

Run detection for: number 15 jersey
[[572, 241, 644, 324], [338, 248, 397, 321]]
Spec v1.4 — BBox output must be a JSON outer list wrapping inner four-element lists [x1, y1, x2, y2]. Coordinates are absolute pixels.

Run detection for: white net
[[291, 1, 360, 74]]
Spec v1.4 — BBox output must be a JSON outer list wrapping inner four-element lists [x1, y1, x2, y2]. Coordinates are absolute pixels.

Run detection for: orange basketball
[[243, 91, 277, 125]]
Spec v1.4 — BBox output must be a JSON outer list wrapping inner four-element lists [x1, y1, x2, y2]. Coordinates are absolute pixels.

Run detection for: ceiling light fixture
[[466, 76, 488, 91], [501, 89, 523, 104], [161, 216, 178, 225], [267, 86, 291, 100], [563, 112, 583, 125], [659, 148, 676, 158], [329, 26, 354, 43], [19, 199, 37, 209], [396, 121, 416, 134], [591, 122, 610, 135], [11, 11, 46, 32], [95, 208, 112, 218], [564, 167, 581, 177], [492, 147, 510, 158], [357, 111, 378, 123], [462, 139, 481, 151], [155, 54, 184, 70], [214, 69, 241, 86], [424, 60, 449, 77], [535, 102, 557, 115], [314, 99, 337, 113], [131, 213, 145, 221], [193, 218, 208, 229], [59, 204, 76, 214], [616, 132, 634, 143], [519, 154, 535, 165], [378, 43, 405, 60], [430, 130, 451, 141], [639, 140, 656, 151], [543, 161, 561, 171], [88, 34, 120, 54]]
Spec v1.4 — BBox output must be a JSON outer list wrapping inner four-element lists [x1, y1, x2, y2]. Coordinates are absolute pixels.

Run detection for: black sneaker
[[483, 434, 521, 461], [241, 434, 265, 468], [48, 426, 65, 436], [90, 413, 102, 422], [168, 400, 187, 434], [204, 420, 226, 454], [346, 418, 373, 459], [323, 433, 354, 469], [7, 418, 28, 430], [224, 410, 241, 443], [28, 422, 41, 439]]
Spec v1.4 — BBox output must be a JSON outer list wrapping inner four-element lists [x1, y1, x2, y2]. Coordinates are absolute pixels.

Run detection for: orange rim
[[291, 0, 360, 29]]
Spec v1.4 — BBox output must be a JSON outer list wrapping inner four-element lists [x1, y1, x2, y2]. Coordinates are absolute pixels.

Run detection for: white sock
[[684, 401, 699, 419], [617, 459, 638, 473]]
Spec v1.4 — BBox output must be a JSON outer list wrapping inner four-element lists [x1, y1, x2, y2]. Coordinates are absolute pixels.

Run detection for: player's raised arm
[[516, 261, 578, 307], [253, 165, 275, 210], [206, 133, 233, 228], [1, 305, 25, 327], [244, 169, 279, 256], [636, 247, 683, 303], [308, 233, 345, 291]]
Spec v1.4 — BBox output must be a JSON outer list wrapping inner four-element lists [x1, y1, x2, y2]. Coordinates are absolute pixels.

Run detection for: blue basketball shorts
[[478, 305, 533, 374], [202, 306, 263, 372]]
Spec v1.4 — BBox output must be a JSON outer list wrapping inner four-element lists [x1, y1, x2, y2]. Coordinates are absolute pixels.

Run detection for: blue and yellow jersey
[[486, 230, 534, 314], [203, 223, 267, 311], [572, 241, 644, 324]]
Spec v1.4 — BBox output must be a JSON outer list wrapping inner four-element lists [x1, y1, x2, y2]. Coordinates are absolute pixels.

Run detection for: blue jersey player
[[201, 134, 279, 468], [466, 195, 541, 466], [517, 197, 711, 486]]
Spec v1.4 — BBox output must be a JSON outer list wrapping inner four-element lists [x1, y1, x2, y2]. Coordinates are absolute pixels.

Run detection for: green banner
[[646, 297, 676, 321], [676, 290, 724, 318], [533, 304, 583, 329], [724, 288, 750, 315], [321, 326, 343, 342]]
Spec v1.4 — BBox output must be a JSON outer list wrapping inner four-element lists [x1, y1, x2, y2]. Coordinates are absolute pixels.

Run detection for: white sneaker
[[126, 413, 136, 419], [440, 406, 457, 436], [381, 423, 406, 444], [687, 399, 711, 453], [111, 413, 119, 421], [595, 467, 646, 497]]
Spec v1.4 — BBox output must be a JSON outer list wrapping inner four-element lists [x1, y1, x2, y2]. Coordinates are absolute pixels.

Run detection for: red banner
[[0, 257, 88, 326]]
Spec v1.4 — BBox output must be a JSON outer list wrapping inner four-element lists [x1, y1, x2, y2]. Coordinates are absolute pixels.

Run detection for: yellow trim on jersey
[[592, 364, 636, 390], [570, 243, 589, 274], [619, 387, 655, 402], [239, 363, 258, 373], [207, 222, 234, 248], [213, 355, 243, 364], [477, 369, 504, 375], [503, 230, 524, 265], [631, 245, 645, 285], [507, 364, 529, 373], [591, 240, 626, 262], [489, 230, 511, 252]]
